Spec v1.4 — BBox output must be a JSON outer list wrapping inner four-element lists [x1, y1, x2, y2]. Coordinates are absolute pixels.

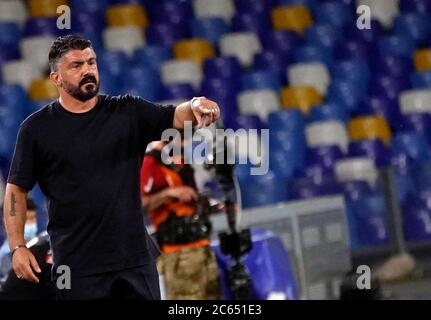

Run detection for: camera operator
[[140, 136, 222, 300]]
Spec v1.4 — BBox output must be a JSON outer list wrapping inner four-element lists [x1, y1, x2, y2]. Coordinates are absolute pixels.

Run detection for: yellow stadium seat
[[106, 4, 148, 29], [271, 5, 313, 34], [28, 0, 68, 17], [173, 39, 215, 66], [413, 48, 431, 72], [29, 78, 58, 101], [281, 86, 322, 115], [348, 116, 391, 146]]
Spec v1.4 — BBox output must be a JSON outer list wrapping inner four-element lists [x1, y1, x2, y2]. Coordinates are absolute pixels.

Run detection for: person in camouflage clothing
[[141, 140, 222, 300]]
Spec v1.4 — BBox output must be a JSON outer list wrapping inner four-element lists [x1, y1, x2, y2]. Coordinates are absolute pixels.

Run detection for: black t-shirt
[[7, 95, 176, 277]]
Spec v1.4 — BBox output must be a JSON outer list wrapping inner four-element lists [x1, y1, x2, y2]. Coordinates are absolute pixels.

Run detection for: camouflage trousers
[[157, 246, 223, 300]]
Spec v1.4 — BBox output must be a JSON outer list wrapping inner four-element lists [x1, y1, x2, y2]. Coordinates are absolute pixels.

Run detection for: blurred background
[[1, 0, 431, 300]]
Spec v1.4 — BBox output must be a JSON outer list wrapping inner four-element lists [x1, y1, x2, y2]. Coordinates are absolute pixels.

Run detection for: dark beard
[[62, 78, 100, 102]]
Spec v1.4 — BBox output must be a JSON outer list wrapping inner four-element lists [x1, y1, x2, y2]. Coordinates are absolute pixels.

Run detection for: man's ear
[[50, 71, 61, 87]]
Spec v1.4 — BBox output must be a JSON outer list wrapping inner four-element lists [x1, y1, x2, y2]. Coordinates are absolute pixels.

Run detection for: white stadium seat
[[161, 60, 203, 90], [237, 89, 280, 121], [0, 0, 27, 26], [20, 35, 56, 72], [103, 26, 145, 57], [193, 0, 235, 23], [357, 0, 399, 29], [335, 157, 379, 187], [306, 120, 349, 153], [399, 89, 431, 114], [2, 59, 43, 90], [219, 32, 262, 68], [288, 62, 331, 95]]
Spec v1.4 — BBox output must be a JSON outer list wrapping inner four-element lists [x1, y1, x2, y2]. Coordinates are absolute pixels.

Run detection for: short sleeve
[[7, 121, 38, 192], [140, 155, 167, 195], [130, 96, 176, 145]]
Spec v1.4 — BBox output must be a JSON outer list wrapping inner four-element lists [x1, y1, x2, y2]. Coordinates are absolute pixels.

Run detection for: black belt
[[156, 212, 211, 245]]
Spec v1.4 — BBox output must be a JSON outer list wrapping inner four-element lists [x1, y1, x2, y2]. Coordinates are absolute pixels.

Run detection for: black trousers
[[55, 263, 161, 300]]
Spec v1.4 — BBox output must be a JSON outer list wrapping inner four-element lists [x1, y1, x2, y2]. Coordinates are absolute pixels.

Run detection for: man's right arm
[[142, 187, 199, 212], [3, 183, 40, 283]]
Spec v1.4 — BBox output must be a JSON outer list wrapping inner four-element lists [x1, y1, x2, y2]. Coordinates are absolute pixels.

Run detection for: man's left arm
[[174, 97, 221, 129]]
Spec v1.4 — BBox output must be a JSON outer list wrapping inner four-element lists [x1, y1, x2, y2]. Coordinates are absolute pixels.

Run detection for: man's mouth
[[80, 78, 96, 86]]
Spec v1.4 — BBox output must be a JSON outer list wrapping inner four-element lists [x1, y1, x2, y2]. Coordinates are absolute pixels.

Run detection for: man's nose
[[82, 62, 96, 75]]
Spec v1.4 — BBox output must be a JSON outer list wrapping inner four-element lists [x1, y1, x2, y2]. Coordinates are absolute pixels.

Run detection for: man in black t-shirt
[[2, 35, 220, 300]]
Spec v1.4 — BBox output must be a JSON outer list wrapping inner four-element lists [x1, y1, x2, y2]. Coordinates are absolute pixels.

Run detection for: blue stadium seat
[[411, 71, 431, 88], [288, 175, 341, 200], [161, 83, 195, 100], [391, 153, 416, 204], [203, 56, 242, 80], [149, 0, 192, 29], [400, 0, 431, 14], [344, 19, 383, 45], [132, 45, 171, 73], [234, 0, 275, 15], [327, 80, 364, 113], [97, 50, 130, 77], [123, 65, 162, 101], [394, 13, 431, 45], [217, 98, 239, 125], [108, 0, 143, 4], [403, 203, 431, 241], [232, 12, 271, 37], [268, 109, 305, 133], [71, 11, 106, 35], [70, 0, 108, 13], [305, 145, 343, 170], [239, 171, 289, 208], [371, 54, 413, 79], [294, 44, 333, 68], [212, 228, 299, 300], [352, 192, 389, 247], [370, 74, 410, 102], [341, 181, 373, 249], [0, 85, 28, 158], [379, 35, 416, 58], [146, 22, 187, 47], [225, 114, 263, 131], [269, 149, 301, 179], [98, 70, 123, 96], [262, 30, 302, 54], [331, 58, 370, 94], [0, 22, 21, 46], [399, 113, 431, 143], [305, 24, 343, 50], [201, 76, 239, 101], [190, 17, 229, 45], [412, 162, 431, 192], [355, 95, 402, 129], [348, 139, 390, 167], [0, 46, 20, 68], [314, 1, 352, 27], [278, 0, 318, 13], [392, 131, 431, 164], [23, 17, 65, 37], [240, 69, 281, 91], [254, 49, 291, 80], [310, 102, 349, 123], [334, 38, 375, 61]]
